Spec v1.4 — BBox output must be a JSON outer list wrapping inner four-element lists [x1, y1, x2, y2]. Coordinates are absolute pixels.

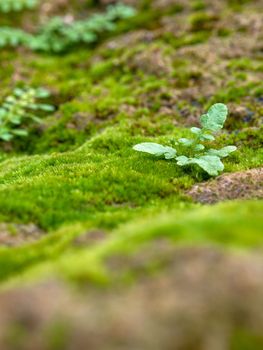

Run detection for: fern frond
[[0, 88, 54, 142], [0, 0, 39, 12]]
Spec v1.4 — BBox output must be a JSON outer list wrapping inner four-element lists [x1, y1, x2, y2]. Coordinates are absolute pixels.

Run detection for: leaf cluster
[[0, 88, 54, 142], [133, 103, 237, 176], [0, 4, 136, 53], [0, 0, 39, 12], [0, 27, 32, 47]]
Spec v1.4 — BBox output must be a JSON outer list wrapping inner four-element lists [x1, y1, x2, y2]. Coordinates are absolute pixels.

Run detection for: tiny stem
[[188, 133, 202, 157]]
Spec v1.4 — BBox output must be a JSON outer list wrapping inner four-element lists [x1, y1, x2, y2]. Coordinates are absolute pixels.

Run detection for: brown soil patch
[[187, 167, 263, 204], [0, 224, 45, 247], [72, 230, 106, 247], [127, 46, 174, 76], [1, 246, 263, 349]]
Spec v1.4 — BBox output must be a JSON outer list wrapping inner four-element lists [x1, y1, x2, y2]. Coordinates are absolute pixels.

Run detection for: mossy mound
[[0, 0, 262, 348], [188, 167, 263, 203]]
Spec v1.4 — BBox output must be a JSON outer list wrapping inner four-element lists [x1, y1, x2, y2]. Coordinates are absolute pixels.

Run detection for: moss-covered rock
[[187, 167, 263, 204], [0, 0, 262, 348]]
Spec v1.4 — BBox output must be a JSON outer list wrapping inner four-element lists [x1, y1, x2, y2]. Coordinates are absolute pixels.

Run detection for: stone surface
[[0, 223, 45, 247], [1, 246, 263, 349], [187, 167, 263, 204]]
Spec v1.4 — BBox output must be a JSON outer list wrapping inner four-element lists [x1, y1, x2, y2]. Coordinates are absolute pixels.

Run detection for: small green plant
[[31, 3, 136, 52], [0, 4, 136, 53], [0, 0, 39, 12], [0, 88, 54, 142], [0, 28, 32, 48], [133, 103, 237, 176]]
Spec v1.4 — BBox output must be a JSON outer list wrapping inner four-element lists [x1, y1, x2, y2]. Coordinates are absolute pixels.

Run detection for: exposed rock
[[106, 239, 176, 274], [187, 167, 263, 204], [226, 103, 256, 128], [154, 0, 187, 10], [0, 223, 45, 247], [39, 0, 74, 17], [1, 246, 263, 349], [105, 30, 155, 50], [73, 230, 106, 247], [66, 112, 93, 131], [127, 46, 174, 76], [99, 0, 140, 7]]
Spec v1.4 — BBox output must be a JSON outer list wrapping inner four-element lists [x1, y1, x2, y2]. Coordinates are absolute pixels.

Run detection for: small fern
[[133, 104, 237, 176], [30, 3, 136, 52], [0, 27, 32, 48], [0, 0, 39, 12], [0, 4, 136, 53], [0, 88, 54, 142]]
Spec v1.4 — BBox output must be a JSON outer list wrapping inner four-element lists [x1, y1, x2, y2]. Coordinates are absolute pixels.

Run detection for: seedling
[[0, 0, 39, 12], [0, 4, 136, 53], [0, 87, 54, 142], [133, 103, 237, 176]]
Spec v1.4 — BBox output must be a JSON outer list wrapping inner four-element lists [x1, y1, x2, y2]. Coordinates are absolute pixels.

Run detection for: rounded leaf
[[176, 156, 190, 166], [200, 133, 215, 141], [133, 143, 177, 159], [200, 103, 228, 131], [194, 144, 205, 151], [178, 138, 193, 147], [177, 155, 224, 176], [190, 127, 201, 134], [207, 146, 237, 158]]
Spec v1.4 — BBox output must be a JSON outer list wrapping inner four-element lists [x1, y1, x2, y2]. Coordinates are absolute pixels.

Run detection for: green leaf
[[191, 156, 224, 176], [31, 115, 42, 123], [176, 155, 224, 176], [0, 132, 13, 141], [35, 88, 50, 98], [13, 88, 24, 97], [178, 138, 193, 147], [176, 156, 190, 166], [200, 103, 228, 131], [200, 133, 215, 141], [37, 104, 55, 112], [9, 115, 22, 124], [206, 146, 237, 158], [12, 129, 28, 136], [190, 127, 201, 134], [194, 144, 205, 151], [133, 143, 177, 159]]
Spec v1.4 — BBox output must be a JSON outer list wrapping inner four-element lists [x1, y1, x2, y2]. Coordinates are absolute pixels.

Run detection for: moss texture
[[0, 0, 262, 348]]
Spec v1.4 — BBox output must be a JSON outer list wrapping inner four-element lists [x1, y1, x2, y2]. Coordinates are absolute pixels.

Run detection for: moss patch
[[0, 0, 262, 347]]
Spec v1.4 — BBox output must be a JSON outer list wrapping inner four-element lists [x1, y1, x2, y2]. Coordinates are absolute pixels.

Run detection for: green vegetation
[[0, 28, 32, 48], [0, 88, 54, 141], [1, 200, 262, 285], [0, 0, 262, 347], [0, 4, 136, 52], [134, 104, 237, 176], [0, 0, 38, 12]]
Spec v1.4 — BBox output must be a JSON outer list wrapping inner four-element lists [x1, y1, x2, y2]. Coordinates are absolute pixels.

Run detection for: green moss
[[0, 128, 191, 230], [4, 200, 261, 286], [231, 329, 263, 350], [189, 12, 219, 32], [163, 31, 211, 48], [204, 82, 263, 104], [227, 58, 263, 72], [0, 0, 262, 296], [110, 2, 184, 34], [4, 323, 29, 350], [217, 27, 232, 37], [227, 0, 253, 10], [191, 0, 206, 11], [220, 127, 263, 149], [45, 322, 70, 350], [0, 118, 262, 234], [173, 68, 202, 88]]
